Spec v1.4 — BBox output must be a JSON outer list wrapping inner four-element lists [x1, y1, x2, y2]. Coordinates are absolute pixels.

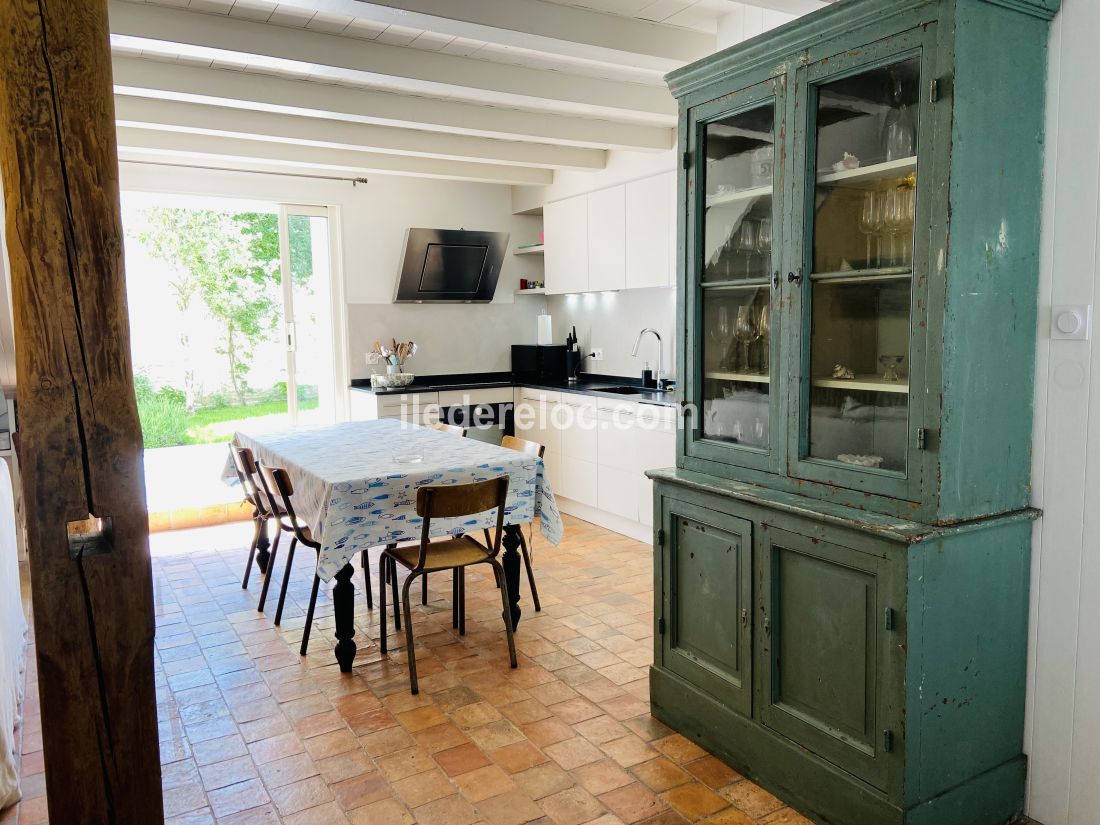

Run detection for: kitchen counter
[[350, 372, 677, 407]]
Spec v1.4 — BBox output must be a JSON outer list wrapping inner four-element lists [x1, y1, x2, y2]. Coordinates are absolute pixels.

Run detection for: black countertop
[[350, 372, 677, 407]]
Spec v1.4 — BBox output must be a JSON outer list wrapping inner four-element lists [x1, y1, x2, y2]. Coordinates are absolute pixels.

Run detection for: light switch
[[1052, 305, 1092, 341]]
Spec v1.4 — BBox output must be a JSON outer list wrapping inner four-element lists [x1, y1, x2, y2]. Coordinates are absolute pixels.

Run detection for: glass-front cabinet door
[[685, 76, 787, 474], [788, 29, 935, 500]]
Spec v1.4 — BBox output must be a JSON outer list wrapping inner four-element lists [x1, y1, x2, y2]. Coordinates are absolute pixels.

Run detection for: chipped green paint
[[656, 0, 1054, 822]]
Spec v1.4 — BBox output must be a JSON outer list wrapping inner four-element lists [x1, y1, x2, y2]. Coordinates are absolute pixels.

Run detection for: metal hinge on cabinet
[[884, 607, 896, 631], [741, 608, 749, 628], [916, 428, 929, 450], [658, 617, 666, 635], [929, 78, 939, 103], [883, 730, 894, 753], [657, 528, 666, 547], [682, 150, 691, 170]]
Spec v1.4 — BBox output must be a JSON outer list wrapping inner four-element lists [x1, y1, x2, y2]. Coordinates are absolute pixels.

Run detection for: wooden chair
[[414, 420, 467, 607], [380, 477, 516, 694], [431, 421, 467, 437], [229, 445, 267, 589], [257, 464, 374, 655], [493, 435, 545, 612]]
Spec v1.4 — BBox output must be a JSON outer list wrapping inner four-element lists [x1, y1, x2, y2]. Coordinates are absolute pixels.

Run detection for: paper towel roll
[[537, 314, 553, 346]]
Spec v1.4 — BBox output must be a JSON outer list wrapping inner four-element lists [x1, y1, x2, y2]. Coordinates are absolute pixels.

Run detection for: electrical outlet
[[591, 348, 604, 361]]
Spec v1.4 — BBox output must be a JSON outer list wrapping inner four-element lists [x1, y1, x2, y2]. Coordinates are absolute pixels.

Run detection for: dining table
[[224, 419, 564, 671]]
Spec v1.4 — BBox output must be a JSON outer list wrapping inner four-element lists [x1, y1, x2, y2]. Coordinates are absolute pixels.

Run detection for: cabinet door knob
[[787, 269, 803, 285], [772, 270, 780, 289]]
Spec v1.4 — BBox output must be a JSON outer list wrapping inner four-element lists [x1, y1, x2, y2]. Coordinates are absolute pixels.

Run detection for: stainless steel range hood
[[393, 228, 509, 303]]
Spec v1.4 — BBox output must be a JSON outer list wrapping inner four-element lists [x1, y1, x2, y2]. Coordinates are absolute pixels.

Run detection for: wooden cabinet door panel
[[660, 498, 753, 717], [758, 526, 901, 791], [545, 198, 588, 294], [587, 186, 626, 292]]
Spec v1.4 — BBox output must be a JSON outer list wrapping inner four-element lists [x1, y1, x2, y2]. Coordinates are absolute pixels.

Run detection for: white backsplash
[[546, 287, 676, 380], [348, 301, 545, 378]]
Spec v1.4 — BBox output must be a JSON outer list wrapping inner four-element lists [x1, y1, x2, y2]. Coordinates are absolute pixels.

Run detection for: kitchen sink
[[598, 386, 650, 395]]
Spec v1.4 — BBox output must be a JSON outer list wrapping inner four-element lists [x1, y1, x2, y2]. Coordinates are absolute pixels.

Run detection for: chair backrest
[[230, 445, 262, 509], [501, 434, 546, 459], [256, 464, 315, 547], [413, 476, 509, 568], [431, 421, 467, 437]]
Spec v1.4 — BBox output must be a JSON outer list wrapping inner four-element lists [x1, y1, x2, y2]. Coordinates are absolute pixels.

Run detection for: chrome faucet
[[631, 328, 663, 389]]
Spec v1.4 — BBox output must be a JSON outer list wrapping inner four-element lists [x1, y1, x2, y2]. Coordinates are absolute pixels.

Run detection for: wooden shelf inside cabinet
[[515, 288, 547, 295], [705, 371, 770, 384], [705, 184, 772, 208], [812, 375, 908, 394], [817, 156, 917, 188], [810, 268, 913, 285], [514, 245, 545, 256]]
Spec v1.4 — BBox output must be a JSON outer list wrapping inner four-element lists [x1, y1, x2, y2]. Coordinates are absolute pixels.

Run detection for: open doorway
[[121, 194, 337, 525]]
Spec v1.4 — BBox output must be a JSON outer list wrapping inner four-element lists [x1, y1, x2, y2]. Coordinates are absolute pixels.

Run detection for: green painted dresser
[[649, 1, 1058, 823]]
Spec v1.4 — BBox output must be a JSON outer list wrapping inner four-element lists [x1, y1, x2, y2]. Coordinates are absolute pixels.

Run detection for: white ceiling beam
[[112, 56, 675, 152], [114, 95, 607, 171], [245, 0, 713, 71], [115, 126, 554, 185], [735, 0, 829, 15], [107, 1, 677, 122]]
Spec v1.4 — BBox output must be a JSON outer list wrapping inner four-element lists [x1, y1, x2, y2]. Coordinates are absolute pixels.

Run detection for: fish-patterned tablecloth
[[224, 419, 564, 581]]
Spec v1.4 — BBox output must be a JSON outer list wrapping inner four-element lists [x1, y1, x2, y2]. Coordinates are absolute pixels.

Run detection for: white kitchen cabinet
[[557, 395, 598, 506], [587, 185, 626, 292], [635, 410, 676, 527], [349, 389, 439, 426], [544, 197, 588, 295], [626, 172, 674, 290]]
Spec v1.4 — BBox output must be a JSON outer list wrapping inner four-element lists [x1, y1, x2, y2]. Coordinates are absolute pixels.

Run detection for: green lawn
[[184, 397, 319, 444]]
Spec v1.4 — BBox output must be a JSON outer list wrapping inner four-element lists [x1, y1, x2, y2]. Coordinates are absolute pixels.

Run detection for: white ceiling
[[109, 0, 823, 184]]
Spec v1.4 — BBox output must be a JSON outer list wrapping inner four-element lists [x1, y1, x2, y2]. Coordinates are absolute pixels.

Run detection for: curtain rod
[[120, 159, 369, 186]]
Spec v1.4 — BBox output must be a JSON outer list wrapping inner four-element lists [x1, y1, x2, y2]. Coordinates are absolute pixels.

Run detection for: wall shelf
[[811, 375, 908, 394], [705, 184, 773, 208], [514, 245, 545, 256], [706, 371, 770, 384], [515, 288, 547, 295], [817, 156, 917, 188]]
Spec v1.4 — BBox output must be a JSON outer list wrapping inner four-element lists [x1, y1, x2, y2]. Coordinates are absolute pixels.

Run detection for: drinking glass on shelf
[[858, 191, 885, 268], [734, 305, 757, 373], [756, 217, 772, 275], [736, 219, 757, 279], [882, 75, 917, 161], [883, 187, 906, 267], [880, 354, 904, 383], [757, 301, 770, 375], [712, 305, 731, 368]]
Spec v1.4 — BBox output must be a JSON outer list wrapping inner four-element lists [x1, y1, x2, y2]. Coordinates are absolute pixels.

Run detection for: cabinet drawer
[[636, 422, 676, 476], [521, 387, 560, 404], [559, 457, 597, 507], [438, 387, 514, 407], [378, 391, 439, 412], [660, 497, 753, 717]]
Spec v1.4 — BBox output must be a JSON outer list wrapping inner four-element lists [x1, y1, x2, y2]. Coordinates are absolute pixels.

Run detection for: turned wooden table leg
[[333, 563, 356, 672], [256, 527, 271, 574], [501, 525, 523, 629]]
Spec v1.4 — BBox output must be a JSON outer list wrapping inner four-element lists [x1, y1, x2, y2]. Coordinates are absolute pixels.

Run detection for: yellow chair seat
[[389, 535, 490, 572]]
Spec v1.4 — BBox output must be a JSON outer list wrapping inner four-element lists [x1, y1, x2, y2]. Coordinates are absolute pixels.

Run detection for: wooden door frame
[[0, 1, 164, 822]]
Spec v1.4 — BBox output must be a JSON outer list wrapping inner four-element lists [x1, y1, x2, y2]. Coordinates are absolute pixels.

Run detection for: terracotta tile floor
[[5, 516, 820, 824]]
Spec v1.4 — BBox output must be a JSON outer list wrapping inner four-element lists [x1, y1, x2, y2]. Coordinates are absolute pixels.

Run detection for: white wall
[[119, 163, 544, 387], [546, 288, 675, 379], [1025, 2, 1100, 823]]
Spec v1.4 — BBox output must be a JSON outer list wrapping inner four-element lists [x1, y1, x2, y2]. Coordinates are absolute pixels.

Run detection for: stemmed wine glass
[[756, 217, 772, 277], [756, 300, 770, 375], [736, 219, 757, 279], [883, 187, 905, 268], [712, 305, 731, 369], [734, 304, 758, 374], [858, 191, 883, 269]]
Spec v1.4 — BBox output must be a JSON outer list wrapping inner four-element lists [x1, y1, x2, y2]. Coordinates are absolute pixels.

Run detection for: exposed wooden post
[[0, 2, 163, 823]]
